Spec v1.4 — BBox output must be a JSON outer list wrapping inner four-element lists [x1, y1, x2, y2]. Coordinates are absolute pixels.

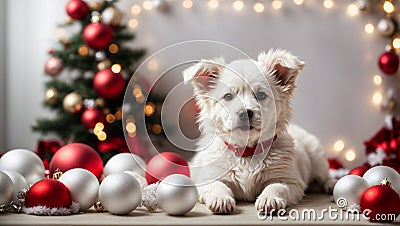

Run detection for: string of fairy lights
[[73, 0, 397, 163]]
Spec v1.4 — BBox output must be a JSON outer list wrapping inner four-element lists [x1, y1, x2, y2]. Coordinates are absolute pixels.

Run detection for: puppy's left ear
[[258, 49, 305, 89]]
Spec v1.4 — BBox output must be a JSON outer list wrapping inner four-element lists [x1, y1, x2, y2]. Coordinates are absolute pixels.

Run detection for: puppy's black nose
[[238, 109, 253, 121]]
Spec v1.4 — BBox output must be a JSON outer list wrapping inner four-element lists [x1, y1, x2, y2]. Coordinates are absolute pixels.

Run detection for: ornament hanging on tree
[[378, 51, 399, 75], [0, 171, 14, 206], [44, 87, 58, 105], [97, 59, 112, 70], [333, 175, 369, 209], [66, 0, 89, 20], [156, 174, 198, 216], [93, 69, 125, 99], [59, 168, 99, 211], [0, 149, 45, 184], [63, 92, 83, 114], [145, 152, 190, 185], [95, 51, 107, 61], [83, 23, 113, 50], [103, 153, 147, 177], [363, 165, 400, 195], [49, 143, 103, 179], [98, 173, 142, 215], [377, 17, 396, 37], [81, 108, 106, 129], [44, 57, 63, 76], [360, 178, 400, 222], [101, 7, 122, 27]]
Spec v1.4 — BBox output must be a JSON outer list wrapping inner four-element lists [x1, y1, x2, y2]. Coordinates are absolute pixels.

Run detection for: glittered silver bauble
[[0, 171, 14, 206], [0, 149, 45, 184], [377, 18, 396, 37], [59, 168, 99, 211], [333, 175, 369, 208], [156, 174, 198, 215], [103, 153, 146, 177], [363, 166, 400, 195], [2, 170, 28, 201], [95, 51, 107, 61], [98, 173, 142, 215]]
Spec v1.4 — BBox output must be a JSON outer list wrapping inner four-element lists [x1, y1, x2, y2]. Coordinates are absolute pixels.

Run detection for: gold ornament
[[65, 17, 74, 25], [60, 38, 72, 48], [95, 98, 105, 108], [89, 1, 103, 11], [94, 200, 105, 212], [381, 178, 392, 187], [45, 87, 59, 105], [101, 7, 122, 27], [52, 169, 63, 180], [97, 59, 112, 70], [63, 92, 83, 114]]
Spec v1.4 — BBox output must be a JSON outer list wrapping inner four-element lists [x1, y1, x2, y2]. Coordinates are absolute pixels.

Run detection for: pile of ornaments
[[0, 143, 197, 216], [333, 165, 400, 222]]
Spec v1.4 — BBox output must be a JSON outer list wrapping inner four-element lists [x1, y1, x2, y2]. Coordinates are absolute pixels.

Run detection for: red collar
[[224, 135, 277, 157]]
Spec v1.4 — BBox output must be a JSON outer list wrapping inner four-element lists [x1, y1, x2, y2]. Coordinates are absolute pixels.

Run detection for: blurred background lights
[[345, 149, 356, 161], [373, 75, 382, 86], [333, 140, 345, 152], [347, 4, 359, 16], [128, 19, 138, 28], [131, 5, 141, 15], [383, 1, 395, 14], [272, 0, 282, 10], [253, 3, 264, 13], [293, 0, 304, 5], [208, 0, 218, 9], [182, 0, 193, 9], [142, 0, 153, 10], [323, 0, 334, 9], [233, 0, 244, 10], [372, 92, 383, 105], [364, 23, 374, 34]]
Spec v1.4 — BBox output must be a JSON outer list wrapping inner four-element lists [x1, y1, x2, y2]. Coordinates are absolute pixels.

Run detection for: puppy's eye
[[256, 91, 267, 100], [223, 93, 233, 101]]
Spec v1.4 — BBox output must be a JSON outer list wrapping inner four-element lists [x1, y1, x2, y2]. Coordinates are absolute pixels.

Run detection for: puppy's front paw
[[204, 194, 236, 214], [323, 178, 337, 194], [255, 195, 287, 213]]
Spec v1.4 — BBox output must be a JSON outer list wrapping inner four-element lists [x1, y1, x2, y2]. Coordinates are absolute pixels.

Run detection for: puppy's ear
[[258, 49, 305, 89], [183, 58, 225, 94]]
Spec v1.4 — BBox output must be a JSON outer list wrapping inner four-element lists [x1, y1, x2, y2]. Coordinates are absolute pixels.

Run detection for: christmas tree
[[33, 0, 161, 163]]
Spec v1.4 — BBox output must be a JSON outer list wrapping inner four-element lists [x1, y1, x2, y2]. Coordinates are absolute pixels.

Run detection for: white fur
[[183, 49, 336, 214]]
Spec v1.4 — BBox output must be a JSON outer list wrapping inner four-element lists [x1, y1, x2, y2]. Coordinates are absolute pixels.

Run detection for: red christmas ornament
[[49, 143, 103, 179], [66, 0, 89, 20], [44, 57, 63, 76], [348, 165, 370, 177], [25, 179, 72, 208], [83, 23, 113, 50], [146, 152, 190, 184], [360, 183, 400, 222], [93, 69, 125, 99], [378, 51, 399, 75], [81, 108, 106, 129]]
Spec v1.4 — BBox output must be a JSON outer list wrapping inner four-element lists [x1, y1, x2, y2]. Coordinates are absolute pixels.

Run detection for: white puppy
[[183, 49, 336, 214]]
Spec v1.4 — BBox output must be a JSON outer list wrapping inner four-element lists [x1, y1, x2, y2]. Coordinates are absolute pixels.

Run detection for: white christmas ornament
[[98, 173, 142, 215], [363, 165, 400, 195], [0, 171, 14, 206], [103, 153, 146, 177], [2, 170, 28, 201], [156, 174, 198, 216], [59, 168, 99, 211], [377, 18, 395, 37], [0, 149, 45, 184], [333, 175, 369, 208]]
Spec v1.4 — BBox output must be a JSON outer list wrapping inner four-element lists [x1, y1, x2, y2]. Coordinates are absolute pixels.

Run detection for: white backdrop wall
[[3, 0, 388, 168]]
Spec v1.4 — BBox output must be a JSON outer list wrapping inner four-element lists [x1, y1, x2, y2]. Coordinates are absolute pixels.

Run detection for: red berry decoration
[[360, 179, 400, 222], [83, 23, 113, 50], [93, 69, 125, 99], [378, 51, 399, 75], [146, 152, 190, 184], [81, 108, 106, 129], [348, 165, 370, 177], [25, 179, 72, 208], [66, 0, 89, 20], [49, 143, 103, 179]]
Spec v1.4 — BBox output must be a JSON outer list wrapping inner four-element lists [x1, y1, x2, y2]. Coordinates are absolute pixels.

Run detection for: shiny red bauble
[[360, 185, 400, 222], [44, 57, 63, 76], [49, 143, 103, 179], [81, 108, 106, 129], [83, 23, 113, 50], [66, 0, 89, 20], [378, 51, 399, 75], [93, 69, 125, 99], [348, 165, 370, 177], [146, 152, 190, 184], [25, 179, 72, 208]]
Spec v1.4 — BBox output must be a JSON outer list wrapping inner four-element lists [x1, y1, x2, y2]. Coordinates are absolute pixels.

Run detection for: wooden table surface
[[0, 194, 398, 226]]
